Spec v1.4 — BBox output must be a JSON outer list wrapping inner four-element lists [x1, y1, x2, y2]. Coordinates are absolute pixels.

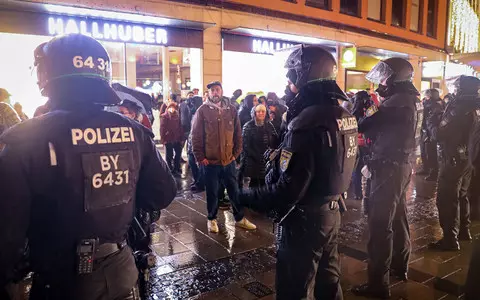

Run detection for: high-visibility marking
[[49, 142, 57, 166]]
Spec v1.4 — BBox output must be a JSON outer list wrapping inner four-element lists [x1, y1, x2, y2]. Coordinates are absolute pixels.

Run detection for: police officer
[[429, 75, 480, 251], [421, 89, 444, 181], [239, 45, 357, 300], [352, 58, 419, 299], [0, 34, 177, 299]]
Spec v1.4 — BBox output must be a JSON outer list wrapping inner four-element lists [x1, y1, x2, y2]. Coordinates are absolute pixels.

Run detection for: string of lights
[[448, 0, 479, 53]]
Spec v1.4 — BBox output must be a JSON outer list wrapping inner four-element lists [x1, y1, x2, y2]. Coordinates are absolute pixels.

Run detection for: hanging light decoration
[[448, 0, 479, 53]]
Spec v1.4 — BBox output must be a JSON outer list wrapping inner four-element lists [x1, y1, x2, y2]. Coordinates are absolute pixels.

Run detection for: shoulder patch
[[365, 105, 378, 117], [280, 149, 292, 172]]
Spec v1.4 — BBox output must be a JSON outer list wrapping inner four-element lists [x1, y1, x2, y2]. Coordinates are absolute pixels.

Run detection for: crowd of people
[[3, 32, 480, 300]]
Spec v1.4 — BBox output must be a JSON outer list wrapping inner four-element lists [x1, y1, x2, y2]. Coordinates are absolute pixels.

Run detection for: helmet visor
[[365, 61, 395, 85]]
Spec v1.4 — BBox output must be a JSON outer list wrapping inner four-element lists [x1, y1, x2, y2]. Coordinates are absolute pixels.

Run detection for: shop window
[[305, 0, 331, 10], [101, 42, 126, 85], [126, 44, 164, 95], [368, 0, 385, 22], [341, 0, 361, 16], [426, 0, 437, 37], [410, 0, 423, 32], [391, 0, 406, 27]]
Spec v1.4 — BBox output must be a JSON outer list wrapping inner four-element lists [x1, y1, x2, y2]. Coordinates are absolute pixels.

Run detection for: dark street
[[143, 157, 475, 299]]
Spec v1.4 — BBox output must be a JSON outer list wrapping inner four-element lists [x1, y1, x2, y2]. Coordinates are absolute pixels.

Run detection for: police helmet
[[285, 45, 346, 99], [425, 88, 440, 99], [452, 75, 480, 97], [34, 34, 119, 105], [366, 57, 414, 86], [285, 45, 338, 89]]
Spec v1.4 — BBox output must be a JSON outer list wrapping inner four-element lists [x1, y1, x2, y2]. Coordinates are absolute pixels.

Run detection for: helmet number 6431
[[73, 56, 107, 71]]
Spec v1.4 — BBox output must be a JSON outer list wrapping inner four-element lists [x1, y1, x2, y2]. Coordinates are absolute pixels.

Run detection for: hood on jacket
[[250, 103, 270, 121], [243, 94, 256, 110]]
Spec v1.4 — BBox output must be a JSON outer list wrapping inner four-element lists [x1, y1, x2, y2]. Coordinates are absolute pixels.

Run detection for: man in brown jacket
[[191, 81, 257, 233]]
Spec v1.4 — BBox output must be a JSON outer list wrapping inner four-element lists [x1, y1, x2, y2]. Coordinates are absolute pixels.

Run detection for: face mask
[[284, 85, 297, 108], [376, 84, 389, 97]]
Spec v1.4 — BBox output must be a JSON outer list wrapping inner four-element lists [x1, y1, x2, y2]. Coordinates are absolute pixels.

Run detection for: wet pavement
[[145, 158, 479, 299]]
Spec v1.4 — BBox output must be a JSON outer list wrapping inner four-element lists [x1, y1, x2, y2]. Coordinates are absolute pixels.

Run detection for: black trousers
[[423, 140, 439, 173], [468, 167, 480, 220], [367, 162, 411, 289], [436, 159, 472, 241], [165, 142, 182, 172], [29, 247, 138, 300], [276, 201, 342, 300], [465, 237, 480, 300]]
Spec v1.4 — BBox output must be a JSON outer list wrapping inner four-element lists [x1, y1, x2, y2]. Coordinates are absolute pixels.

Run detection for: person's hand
[[199, 159, 209, 166]]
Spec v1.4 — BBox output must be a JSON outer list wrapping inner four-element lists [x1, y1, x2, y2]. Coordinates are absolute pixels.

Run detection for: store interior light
[[228, 27, 352, 47], [43, 3, 172, 26]]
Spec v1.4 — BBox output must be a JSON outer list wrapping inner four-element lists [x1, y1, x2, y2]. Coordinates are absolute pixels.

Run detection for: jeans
[[165, 142, 182, 172], [188, 152, 204, 187], [204, 162, 244, 221]]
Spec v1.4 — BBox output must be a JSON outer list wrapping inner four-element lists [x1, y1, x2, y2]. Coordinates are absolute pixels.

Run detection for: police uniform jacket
[[239, 82, 357, 218], [0, 104, 176, 283]]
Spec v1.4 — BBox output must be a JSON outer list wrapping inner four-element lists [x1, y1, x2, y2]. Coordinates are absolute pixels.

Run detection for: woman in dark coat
[[240, 104, 279, 188]]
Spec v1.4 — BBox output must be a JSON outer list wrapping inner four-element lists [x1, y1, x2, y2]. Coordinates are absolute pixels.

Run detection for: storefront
[[221, 29, 342, 98], [421, 61, 477, 93], [0, 3, 210, 117], [344, 47, 410, 94]]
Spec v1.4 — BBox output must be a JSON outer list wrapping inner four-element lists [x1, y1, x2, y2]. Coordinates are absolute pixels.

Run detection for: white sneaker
[[236, 218, 257, 230], [207, 219, 219, 233]]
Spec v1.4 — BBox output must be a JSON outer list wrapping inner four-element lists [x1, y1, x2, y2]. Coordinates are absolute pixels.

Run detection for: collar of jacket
[[288, 104, 333, 131], [205, 98, 231, 110]]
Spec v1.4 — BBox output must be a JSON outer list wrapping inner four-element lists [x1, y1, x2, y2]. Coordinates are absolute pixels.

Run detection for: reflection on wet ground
[[146, 165, 477, 299]]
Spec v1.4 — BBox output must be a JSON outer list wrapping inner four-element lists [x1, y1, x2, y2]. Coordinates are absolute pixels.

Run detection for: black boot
[[429, 238, 460, 251], [352, 284, 391, 299], [459, 228, 472, 241], [390, 269, 408, 281]]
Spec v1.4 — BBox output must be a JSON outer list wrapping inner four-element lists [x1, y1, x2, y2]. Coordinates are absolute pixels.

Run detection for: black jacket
[[239, 82, 357, 220], [421, 98, 444, 142], [0, 106, 176, 284], [434, 96, 480, 161], [238, 95, 255, 128], [241, 120, 279, 179], [359, 84, 418, 163]]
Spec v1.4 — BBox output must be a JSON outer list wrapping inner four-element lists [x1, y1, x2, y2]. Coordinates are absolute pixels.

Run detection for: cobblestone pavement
[[146, 161, 477, 300]]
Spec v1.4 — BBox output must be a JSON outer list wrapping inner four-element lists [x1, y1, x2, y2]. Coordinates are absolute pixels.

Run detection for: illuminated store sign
[[47, 17, 168, 45], [252, 39, 295, 54]]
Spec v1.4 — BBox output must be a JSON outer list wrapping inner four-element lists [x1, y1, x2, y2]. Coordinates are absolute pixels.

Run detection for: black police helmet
[[452, 75, 480, 97], [425, 88, 440, 99], [285, 45, 338, 91], [366, 57, 414, 86], [34, 34, 119, 105]]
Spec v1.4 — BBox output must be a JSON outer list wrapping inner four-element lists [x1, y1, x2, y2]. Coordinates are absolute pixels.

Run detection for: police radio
[[76, 239, 96, 274]]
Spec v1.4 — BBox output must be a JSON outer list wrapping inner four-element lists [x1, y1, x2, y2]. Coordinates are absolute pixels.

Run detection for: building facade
[[0, 0, 450, 117]]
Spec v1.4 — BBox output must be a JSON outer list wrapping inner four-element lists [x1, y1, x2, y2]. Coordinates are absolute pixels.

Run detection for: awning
[[0, 0, 215, 30], [356, 46, 411, 59], [224, 27, 352, 48], [451, 52, 480, 72]]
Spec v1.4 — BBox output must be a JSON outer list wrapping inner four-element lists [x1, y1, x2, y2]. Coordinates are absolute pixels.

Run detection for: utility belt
[[276, 195, 345, 225], [76, 239, 127, 275]]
